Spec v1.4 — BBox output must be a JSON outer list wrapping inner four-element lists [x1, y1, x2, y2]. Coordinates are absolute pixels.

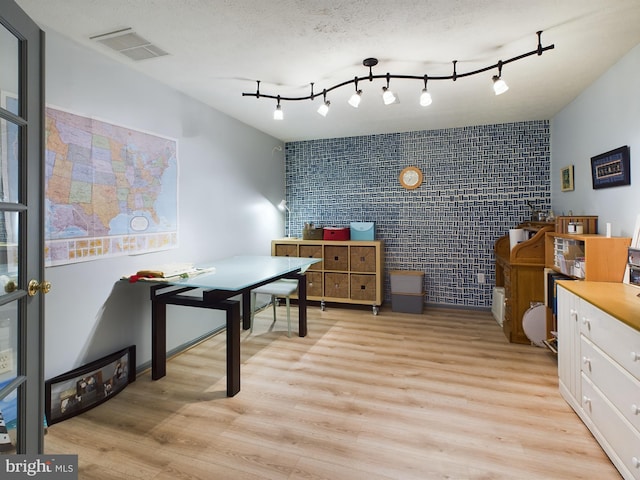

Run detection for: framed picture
[[590, 146, 631, 189], [45, 346, 135, 426], [560, 165, 574, 192]]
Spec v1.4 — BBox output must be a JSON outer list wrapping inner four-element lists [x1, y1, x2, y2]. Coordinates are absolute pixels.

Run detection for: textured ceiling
[[14, 0, 640, 142]]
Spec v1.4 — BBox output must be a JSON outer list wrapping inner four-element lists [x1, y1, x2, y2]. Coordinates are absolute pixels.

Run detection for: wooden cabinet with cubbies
[[271, 239, 384, 314], [544, 232, 631, 282]]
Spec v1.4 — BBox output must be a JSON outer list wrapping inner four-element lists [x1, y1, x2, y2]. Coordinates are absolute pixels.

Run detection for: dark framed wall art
[[591, 146, 631, 189], [45, 346, 136, 425]]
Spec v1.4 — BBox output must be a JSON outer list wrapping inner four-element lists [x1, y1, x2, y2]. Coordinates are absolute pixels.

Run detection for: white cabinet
[[557, 284, 640, 480]]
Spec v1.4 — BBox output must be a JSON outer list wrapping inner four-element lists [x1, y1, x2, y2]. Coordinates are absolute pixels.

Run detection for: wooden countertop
[[557, 280, 640, 331]]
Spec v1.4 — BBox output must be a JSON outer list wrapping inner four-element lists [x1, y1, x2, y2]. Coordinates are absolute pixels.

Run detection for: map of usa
[[44, 108, 178, 266]]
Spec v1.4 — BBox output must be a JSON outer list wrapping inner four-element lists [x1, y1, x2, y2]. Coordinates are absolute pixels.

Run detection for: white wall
[[551, 43, 640, 237], [43, 31, 285, 379]]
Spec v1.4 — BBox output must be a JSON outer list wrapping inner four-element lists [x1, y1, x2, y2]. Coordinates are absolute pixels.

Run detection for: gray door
[[0, 1, 46, 454]]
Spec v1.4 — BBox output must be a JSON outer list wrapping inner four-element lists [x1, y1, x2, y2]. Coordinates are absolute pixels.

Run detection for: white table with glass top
[[148, 255, 320, 396]]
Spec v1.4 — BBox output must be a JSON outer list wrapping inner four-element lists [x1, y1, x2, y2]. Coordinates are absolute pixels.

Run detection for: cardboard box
[[302, 227, 324, 240], [323, 227, 350, 241], [350, 222, 375, 240]]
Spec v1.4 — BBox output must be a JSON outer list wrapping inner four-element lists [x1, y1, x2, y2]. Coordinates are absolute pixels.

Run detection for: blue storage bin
[[350, 222, 375, 240]]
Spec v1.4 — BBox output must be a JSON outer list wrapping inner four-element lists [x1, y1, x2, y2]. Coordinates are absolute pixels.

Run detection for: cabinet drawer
[[274, 244, 298, 257], [581, 336, 640, 432], [324, 246, 349, 271], [581, 375, 640, 480], [324, 273, 349, 298], [580, 300, 640, 382], [305, 271, 323, 297], [299, 245, 323, 270], [350, 246, 376, 272], [350, 274, 376, 301]]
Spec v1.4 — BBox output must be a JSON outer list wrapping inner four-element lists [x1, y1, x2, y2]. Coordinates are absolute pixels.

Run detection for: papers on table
[[124, 263, 215, 282]]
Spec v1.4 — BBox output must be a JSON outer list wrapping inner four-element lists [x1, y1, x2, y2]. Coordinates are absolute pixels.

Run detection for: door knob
[[28, 279, 51, 297]]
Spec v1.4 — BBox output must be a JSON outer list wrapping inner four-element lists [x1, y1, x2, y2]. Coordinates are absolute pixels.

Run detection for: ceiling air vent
[[90, 28, 168, 61]]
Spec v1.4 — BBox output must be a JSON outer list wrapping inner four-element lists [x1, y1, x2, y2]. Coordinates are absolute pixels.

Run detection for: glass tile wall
[[285, 121, 550, 309]]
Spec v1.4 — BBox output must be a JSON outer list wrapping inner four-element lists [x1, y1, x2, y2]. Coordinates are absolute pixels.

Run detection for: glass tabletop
[[166, 255, 320, 291]]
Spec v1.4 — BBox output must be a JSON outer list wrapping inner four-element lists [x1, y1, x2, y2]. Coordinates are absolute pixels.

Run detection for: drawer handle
[[632, 404, 640, 415], [582, 317, 591, 329], [582, 395, 591, 406], [633, 457, 640, 469], [570, 309, 577, 320], [632, 352, 640, 362], [582, 356, 591, 369]]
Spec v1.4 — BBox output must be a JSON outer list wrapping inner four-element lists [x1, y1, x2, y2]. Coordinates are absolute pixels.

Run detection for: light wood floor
[[45, 305, 621, 479]]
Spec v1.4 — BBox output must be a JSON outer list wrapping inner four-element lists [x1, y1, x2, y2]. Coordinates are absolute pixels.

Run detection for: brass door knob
[[28, 279, 52, 297]]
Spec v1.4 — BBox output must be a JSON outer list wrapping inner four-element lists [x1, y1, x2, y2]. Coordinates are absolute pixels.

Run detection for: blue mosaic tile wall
[[285, 121, 550, 309]]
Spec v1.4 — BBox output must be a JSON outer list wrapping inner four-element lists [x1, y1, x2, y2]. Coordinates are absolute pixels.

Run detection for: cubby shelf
[[271, 239, 384, 314]]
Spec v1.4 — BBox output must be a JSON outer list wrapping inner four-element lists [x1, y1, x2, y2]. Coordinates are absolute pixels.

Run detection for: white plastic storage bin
[[492, 287, 505, 326]]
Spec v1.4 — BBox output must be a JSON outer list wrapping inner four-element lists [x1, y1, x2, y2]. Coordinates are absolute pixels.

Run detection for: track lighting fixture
[[243, 31, 554, 120]]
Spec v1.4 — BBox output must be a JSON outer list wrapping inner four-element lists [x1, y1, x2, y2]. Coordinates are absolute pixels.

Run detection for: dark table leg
[[242, 291, 251, 330], [297, 272, 308, 337], [151, 298, 167, 380], [224, 299, 242, 396]]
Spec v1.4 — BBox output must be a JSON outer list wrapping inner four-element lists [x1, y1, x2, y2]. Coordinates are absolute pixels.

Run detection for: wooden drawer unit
[[299, 244, 323, 270], [350, 246, 376, 272], [325, 273, 349, 298], [272, 239, 384, 314], [350, 274, 377, 301], [324, 245, 349, 271], [306, 271, 323, 297], [274, 244, 298, 257]]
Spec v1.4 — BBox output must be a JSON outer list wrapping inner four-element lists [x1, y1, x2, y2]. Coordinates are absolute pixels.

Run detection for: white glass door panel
[[0, 2, 45, 455]]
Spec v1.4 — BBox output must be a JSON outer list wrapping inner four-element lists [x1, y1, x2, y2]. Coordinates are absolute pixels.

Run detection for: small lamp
[[278, 199, 292, 237]]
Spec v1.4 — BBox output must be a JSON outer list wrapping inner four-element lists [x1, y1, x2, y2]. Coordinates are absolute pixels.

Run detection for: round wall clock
[[399, 166, 423, 190]]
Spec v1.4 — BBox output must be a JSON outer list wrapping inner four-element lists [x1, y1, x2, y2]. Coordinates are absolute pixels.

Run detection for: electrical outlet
[[477, 273, 485, 284], [0, 348, 13, 375]]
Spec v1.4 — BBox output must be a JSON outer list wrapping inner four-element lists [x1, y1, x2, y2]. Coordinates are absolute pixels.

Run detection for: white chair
[[250, 279, 298, 337]]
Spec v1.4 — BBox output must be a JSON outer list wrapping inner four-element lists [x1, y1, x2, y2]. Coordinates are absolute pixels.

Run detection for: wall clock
[[399, 166, 423, 190]]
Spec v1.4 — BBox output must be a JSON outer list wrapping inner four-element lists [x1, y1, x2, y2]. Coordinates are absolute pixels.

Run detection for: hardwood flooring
[[44, 305, 621, 479]]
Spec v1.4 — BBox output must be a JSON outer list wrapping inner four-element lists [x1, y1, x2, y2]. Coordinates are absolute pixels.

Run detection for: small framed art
[[590, 146, 631, 189], [561, 165, 574, 192]]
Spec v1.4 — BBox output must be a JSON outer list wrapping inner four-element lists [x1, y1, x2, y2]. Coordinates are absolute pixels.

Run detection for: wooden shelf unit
[[271, 239, 384, 314], [544, 232, 631, 282]]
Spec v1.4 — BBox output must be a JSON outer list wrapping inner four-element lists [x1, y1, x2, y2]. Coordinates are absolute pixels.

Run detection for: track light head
[[382, 87, 397, 105], [492, 75, 509, 95], [273, 104, 283, 120], [420, 88, 432, 107], [317, 100, 330, 116], [348, 90, 362, 108]]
